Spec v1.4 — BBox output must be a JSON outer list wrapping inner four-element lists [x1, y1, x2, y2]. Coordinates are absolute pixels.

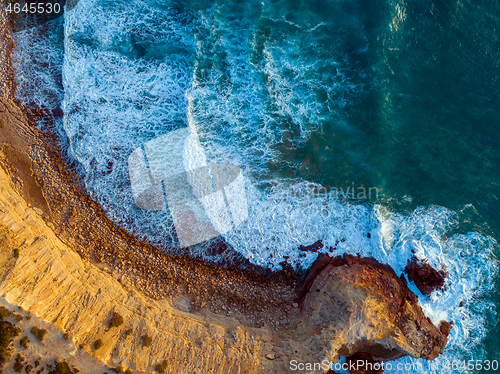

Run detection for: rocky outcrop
[[296, 253, 449, 367], [298, 240, 324, 252], [405, 257, 446, 295], [0, 97, 450, 373]]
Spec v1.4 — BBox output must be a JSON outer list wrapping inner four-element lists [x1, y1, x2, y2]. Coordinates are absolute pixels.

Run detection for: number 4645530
[[6, 2, 61, 14]]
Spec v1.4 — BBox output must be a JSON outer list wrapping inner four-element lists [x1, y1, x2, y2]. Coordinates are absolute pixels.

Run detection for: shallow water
[[11, 0, 500, 370]]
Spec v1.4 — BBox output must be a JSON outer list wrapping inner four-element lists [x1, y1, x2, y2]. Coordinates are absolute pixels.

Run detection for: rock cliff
[[0, 97, 450, 373]]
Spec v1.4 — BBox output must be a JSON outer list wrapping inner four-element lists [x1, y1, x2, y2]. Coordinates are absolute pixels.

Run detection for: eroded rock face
[[296, 254, 450, 368], [0, 152, 452, 373], [0, 98, 451, 373], [405, 257, 446, 295]]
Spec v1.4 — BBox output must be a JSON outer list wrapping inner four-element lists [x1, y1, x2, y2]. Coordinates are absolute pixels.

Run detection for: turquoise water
[[11, 0, 500, 371]]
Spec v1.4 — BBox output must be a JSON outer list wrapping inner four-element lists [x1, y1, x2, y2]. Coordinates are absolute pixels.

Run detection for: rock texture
[[0, 159, 276, 373], [0, 10, 15, 97], [405, 257, 446, 295], [296, 254, 449, 365], [0, 97, 451, 373]]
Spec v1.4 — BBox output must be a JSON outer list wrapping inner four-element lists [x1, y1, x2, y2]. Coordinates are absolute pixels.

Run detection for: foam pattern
[[51, 0, 500, 370]]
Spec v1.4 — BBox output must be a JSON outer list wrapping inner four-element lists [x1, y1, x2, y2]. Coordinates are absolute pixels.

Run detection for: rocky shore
[[0, 96, 452, 373], [0, 16, 450, 372]]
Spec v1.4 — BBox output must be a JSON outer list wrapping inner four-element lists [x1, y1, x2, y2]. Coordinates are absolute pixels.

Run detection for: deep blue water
[[10, 0, 500, 371]]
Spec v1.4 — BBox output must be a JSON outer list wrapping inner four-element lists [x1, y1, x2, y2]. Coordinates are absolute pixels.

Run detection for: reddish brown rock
[[439, 321, 453, 337], [405, 257, 446, 295], [298, 240, 324, 252], [297, 253, 449, 366]]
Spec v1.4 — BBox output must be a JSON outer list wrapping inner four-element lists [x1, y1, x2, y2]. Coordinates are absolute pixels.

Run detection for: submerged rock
[[298, 240, 324, 252], [405, 256, 446, 295]]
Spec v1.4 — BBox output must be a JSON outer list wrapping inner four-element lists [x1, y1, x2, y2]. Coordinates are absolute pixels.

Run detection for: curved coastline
[[0, 96, 451, 374], [0, 15, 450, 374]]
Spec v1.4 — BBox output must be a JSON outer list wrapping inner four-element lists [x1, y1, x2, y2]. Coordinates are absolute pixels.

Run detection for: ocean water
[[10, 0, 500, 372]]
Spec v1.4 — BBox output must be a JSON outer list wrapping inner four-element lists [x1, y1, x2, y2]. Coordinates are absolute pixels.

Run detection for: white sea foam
[[13, 17, 64, 112], [224, 184, 498, 373], [58, 1, 498, 372]]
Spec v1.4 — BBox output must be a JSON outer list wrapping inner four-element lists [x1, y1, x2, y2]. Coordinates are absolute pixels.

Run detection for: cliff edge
[[0, 96, 449, 373]]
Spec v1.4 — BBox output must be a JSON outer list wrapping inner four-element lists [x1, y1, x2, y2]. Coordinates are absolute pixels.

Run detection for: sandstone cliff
[[0, 96, 450, 374]]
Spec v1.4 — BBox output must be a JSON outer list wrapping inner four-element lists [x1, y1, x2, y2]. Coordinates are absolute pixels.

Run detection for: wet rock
[[298, 240, 323, 252], [439, 321, 453, 337], [298, 253, 449, 363], [51, 107, 64, 118], [405, 257, 446, 295]]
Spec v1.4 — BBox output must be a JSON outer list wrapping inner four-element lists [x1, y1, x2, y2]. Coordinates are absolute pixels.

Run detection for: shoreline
[[0, 13, 451, 373], [0, 95, 450, 374], [0, 96, 301, 329]]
